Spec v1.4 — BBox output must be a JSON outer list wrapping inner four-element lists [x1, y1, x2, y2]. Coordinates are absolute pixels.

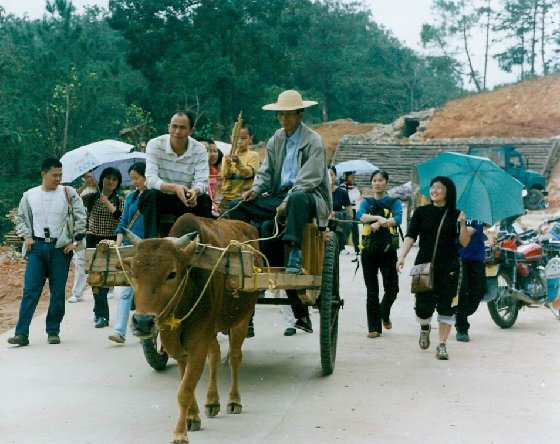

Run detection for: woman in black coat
[[396, 176, 470, 361]]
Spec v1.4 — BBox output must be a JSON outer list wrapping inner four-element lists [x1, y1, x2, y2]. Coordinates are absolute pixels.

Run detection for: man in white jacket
[[8, 158, 86, 346]]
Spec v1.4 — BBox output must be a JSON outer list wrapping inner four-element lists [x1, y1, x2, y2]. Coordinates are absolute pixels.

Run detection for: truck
[[467, 145, 548, 210]]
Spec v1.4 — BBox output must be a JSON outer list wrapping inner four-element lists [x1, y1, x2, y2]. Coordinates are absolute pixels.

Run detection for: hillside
[[424, 75, 560, 139]]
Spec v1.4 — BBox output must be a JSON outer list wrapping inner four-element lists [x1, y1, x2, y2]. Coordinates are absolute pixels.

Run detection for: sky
[[2, 0, 516, 88]]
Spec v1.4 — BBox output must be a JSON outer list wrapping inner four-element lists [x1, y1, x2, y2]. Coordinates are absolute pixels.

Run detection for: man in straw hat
[[230, 89, 332, 333]]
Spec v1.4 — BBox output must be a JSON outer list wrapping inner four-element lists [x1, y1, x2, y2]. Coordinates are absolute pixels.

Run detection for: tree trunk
[[482, 0, 491, 90], [530, 0, 538, 76], [63, 88, 70, 153]]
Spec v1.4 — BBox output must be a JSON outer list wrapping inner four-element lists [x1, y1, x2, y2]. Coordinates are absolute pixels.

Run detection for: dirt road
[[1, 248, 559, 444]]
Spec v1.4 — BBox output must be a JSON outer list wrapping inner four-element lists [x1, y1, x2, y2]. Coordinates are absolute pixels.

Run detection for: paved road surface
[[1, 247, 559, 444]]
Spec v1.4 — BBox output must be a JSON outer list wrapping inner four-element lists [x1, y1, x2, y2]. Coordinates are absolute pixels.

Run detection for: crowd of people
[[7, 89, 487, 361]]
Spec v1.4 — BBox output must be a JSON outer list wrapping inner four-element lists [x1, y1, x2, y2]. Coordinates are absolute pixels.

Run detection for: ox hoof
[[205, 403, 221, 417], [227, 402, 242, 414], [187, 418, 201, 432]]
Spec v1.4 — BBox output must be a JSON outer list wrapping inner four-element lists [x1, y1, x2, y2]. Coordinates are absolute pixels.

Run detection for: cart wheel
[[319, 235, 341, 376], [141, 332, 169, 371]]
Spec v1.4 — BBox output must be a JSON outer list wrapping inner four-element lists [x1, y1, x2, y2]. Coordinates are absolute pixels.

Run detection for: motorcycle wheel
[[487, 271, 519, 328]]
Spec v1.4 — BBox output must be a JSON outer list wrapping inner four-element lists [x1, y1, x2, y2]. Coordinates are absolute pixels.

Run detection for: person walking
[[357, 170, 402, 338], [340, 171, 361, 258], [68, 170, 98, 303], [328, 166, 352, 252], [455, 219, 486, 342], [108, 162, 146, 344], [82, 167, 124, 328], [396, 176, 470, 360], [8, 158, 86, 346]]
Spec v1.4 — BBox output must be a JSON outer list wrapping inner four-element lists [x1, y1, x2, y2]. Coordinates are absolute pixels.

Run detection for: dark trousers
[[456, 260, 486, 333], [15, 241, 72, 336], [229, 192, 315, 247], [361, 248, 399, 333], [139, 189, 213, 238], [86, 234, 117, 320], [415, 261, 459, 320], [350, 209, 359, 253], [258, 220, 309, 320]]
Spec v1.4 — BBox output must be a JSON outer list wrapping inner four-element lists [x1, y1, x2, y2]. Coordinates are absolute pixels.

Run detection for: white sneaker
[[68, 295, 82, 303]]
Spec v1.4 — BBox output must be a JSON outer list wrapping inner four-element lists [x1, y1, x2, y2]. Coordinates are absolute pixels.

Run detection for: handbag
[[410, 209, 448, 293]]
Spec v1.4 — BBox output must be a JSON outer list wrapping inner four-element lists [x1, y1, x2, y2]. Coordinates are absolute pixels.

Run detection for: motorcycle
[[484, 217, 560, 328]]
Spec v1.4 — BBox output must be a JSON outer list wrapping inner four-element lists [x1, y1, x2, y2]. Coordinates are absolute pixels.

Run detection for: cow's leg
[[227, 317, 250, 414], [205, 336, 221, 417], [171, 351, 207, 444]]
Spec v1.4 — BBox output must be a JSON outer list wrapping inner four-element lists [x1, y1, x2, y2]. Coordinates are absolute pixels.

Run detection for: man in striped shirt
[[141, 110, 213, 237]]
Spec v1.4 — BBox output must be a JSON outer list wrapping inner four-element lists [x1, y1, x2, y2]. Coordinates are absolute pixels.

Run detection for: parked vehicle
[[467, 145, 547, 210], [484, 218, 560, 328]]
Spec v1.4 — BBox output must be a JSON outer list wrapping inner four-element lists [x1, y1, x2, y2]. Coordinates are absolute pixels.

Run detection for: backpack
[[360, 197, 403, 253]]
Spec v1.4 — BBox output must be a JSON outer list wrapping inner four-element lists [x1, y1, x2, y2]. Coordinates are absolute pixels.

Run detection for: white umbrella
[[335, 159, 378, 177], [215, 141, 232, 155], [60, 139, 135, 183]]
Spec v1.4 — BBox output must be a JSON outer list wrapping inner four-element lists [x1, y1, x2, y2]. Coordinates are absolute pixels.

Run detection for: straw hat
[[262, 90, 318, 111]]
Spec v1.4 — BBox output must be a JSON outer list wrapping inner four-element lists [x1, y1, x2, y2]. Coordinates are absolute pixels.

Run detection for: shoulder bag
[[409, 209, 448, 293]]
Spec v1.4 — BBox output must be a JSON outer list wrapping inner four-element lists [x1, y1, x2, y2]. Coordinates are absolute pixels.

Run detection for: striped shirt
[[145, 134, 209, 194]]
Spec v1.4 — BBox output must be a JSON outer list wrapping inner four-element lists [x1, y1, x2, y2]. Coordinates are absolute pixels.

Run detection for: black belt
[[33, 237, 57, 243]]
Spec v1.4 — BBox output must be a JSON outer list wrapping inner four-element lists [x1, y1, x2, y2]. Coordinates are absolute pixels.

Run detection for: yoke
[[83, 223, 325, 304]]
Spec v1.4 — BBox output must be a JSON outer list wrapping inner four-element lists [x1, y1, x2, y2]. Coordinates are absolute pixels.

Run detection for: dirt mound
[[313, 119, 376, 163], [424, 75, 560, 139]]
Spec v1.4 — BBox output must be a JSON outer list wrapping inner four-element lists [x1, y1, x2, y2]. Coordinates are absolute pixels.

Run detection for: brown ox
[[124, 213, 260, 444]]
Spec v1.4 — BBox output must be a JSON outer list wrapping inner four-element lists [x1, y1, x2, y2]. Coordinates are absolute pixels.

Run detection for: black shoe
[[95, 317, 109, 328], [246, 325, 255, 338], [456, 331, 470, 342], [284, 327, 296, 336], [47, 334, 60, 345], [295, 317, 313, 333], [7, 334, 29, 346]]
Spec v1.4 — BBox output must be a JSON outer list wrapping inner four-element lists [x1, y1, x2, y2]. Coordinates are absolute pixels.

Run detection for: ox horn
[[170, 231, 199, 248], [123, 229, 143, 246]]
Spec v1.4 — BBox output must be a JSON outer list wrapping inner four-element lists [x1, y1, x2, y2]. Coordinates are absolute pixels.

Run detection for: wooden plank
[[226, 270, 322, 291], [85, 243, 255, 278]]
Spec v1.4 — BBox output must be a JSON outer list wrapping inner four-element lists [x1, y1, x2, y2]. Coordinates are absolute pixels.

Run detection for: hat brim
[[262, 100, 318, 111]]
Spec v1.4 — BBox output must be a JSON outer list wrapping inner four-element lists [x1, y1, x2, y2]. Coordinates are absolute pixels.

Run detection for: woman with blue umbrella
[[396, 176, 471, 360]]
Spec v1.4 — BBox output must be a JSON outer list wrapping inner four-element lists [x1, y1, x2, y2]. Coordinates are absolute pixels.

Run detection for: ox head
[[122, 230, 198, 339]]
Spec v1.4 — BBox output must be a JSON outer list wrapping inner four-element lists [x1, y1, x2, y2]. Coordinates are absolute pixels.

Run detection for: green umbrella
[[416, 152, 525, 225]]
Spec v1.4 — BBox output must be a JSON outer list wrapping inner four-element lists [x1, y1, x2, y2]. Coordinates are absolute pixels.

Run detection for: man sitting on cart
[[140, 110, 213, 238], [229, 89, 332, 332]]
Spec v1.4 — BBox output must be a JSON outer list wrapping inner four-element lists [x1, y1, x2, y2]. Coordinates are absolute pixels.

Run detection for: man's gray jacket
[[251, 123, 332, 227], [15, 186, 87, 255]]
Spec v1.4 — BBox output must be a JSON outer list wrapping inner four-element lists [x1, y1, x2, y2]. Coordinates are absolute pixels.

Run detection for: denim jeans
[[15, 241, 72, 336], [113, 286, 134, 337]]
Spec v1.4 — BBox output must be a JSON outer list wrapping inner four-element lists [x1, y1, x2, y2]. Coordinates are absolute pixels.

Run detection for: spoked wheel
[[319, 235, 342, 376], [487, 270, 519, 328], [141, 332, 169, 371]]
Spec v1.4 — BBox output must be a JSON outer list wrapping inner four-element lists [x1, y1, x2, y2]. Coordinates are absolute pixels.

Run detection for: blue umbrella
[[334, 159, 378, 177], [416, 152, 524, 225], [92, 153, 147, 186]]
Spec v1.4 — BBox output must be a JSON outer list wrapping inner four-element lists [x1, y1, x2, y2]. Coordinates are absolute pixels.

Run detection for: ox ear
[[124, 229, 142, 246], [170, 231, 198, 249]]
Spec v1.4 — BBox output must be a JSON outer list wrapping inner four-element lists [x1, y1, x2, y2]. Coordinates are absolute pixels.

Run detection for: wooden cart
[[85, 224, 343, 376]]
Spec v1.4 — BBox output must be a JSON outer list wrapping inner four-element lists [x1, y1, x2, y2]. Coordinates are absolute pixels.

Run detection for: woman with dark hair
[[396, 176, 470, 360], [82, 167, 124, 328], [357, 169, 402, 338], [109, 162, 146, 344]]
